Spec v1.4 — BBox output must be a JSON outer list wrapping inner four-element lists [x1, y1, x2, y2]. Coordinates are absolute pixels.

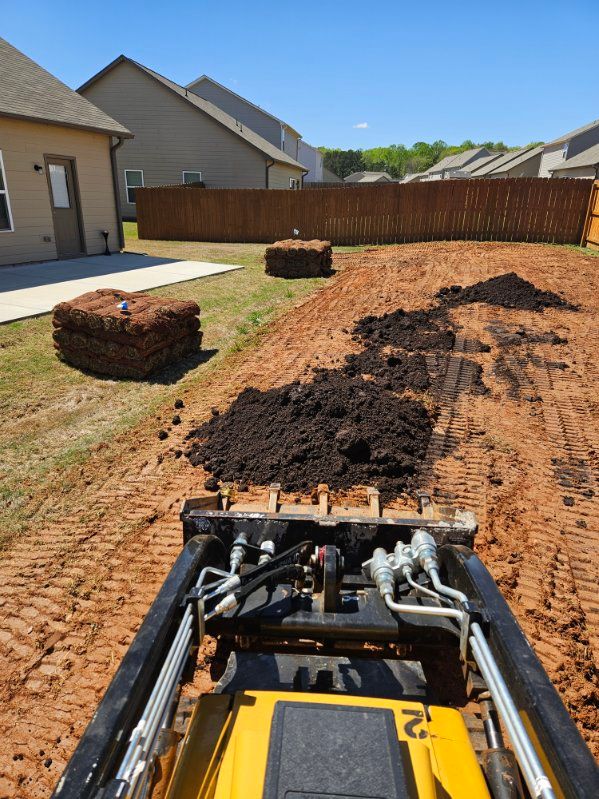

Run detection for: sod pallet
[[53, 288, 201, 378], [265, 239, 332, 278]]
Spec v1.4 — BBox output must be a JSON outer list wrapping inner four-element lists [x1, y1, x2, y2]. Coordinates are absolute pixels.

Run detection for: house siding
[[82, 61, 268, 218], [298, 141, 324, 182], [187, 78, 283, 149], [268, 162, 304, 189], [491, 152, 543, 178], [551, 165, 597, 179], [539, 143, 568, 178], [283, 129, 299, 160], [0, 117, 119, 266], [566, 126, 599, 160]]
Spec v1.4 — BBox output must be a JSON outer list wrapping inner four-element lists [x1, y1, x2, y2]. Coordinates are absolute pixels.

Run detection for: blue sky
[[3, 0, 598, 150]]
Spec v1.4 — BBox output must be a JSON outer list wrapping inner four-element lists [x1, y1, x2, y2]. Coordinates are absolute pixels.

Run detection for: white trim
[[289, 178, 300, 190], [182, 170, 202, 184], [0, 150, 15, 233], [124, 168, 144, 204]]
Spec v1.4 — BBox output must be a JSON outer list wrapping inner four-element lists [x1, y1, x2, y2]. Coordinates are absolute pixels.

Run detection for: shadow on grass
[[58, 348, 219, 385], [150, 348, 219, 384]]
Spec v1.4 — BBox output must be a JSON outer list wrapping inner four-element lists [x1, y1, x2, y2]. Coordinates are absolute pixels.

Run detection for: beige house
[[0, 38, 131, 267], [549, 142, 599, 179], [539, 119, 599, 178], [79, 58, 306, 219], [468, 146, 543, 179], [186, 75, 302, 162]]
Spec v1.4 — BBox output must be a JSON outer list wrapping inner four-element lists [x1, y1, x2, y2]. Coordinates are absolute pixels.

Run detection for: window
[[289, 178, 300, 190], [182, 171, 202, 184], [49, 164, 71, 208], [0, 150, 14, 232], [125, 169, 144, 204], [562, 143, 569, 160]]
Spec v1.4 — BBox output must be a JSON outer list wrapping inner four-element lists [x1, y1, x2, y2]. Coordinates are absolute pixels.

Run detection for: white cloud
[[353, 122, 368, 129]]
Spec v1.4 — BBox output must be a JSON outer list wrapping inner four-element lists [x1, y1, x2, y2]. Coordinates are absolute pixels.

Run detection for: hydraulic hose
[[470, 623, 556, 799], [384, 593, 463, 623]]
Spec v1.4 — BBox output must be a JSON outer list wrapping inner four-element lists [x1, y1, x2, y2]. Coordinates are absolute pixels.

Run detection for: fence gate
[[581, 180, 599, 249]]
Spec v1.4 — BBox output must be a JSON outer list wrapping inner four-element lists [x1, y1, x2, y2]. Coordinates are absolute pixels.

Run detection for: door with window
[[46, 157, 84, 258]]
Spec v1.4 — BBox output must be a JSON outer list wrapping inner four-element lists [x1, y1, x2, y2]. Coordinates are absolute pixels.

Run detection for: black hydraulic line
[[235, 540, 311, 588], [234, 563, 306, 604]]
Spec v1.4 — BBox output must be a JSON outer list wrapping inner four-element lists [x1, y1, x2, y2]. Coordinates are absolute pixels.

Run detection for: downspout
[[266, 159, 274, 188], [110, 136, 126, 250]]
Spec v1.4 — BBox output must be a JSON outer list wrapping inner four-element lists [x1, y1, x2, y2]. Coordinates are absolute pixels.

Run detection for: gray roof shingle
[[545, 119, 599, 147], [491, 145, 543, 173], [549, 142, 599, 172], [344, 171, 392, 182], [0, 38, 132, 137], [424, 147, 490, 174], [79, 56, 304, 170]]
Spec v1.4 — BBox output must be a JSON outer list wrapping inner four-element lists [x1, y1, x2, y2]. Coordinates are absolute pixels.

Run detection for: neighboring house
[[539, 119, 599, 177], [549, 142, 599, 179], [79, 57, 306, 219], [298, 141, 324, 183], [418, 147, 492, 180], [322, 166, 343, 183], [344, 171, 393, 183], [0, 38, 131, 267], [186, 74, 302, 162], [469, 146, 544, 178], [400, 173, 425, 183]]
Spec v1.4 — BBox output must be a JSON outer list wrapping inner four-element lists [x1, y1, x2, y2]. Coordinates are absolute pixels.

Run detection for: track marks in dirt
[[1, 241, 598, 795]]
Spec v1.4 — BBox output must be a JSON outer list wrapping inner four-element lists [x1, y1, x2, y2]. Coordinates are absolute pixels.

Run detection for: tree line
[[320, 140, 543, 180]]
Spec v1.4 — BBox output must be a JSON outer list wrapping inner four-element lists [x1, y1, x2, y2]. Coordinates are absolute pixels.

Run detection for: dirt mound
[[344, 350, 430, 392], [437, 272, 574, 311], [265, 239, 333, 278], [185, 302, 488, 496], [352, 307, 456, 352], [53, 288, 202, 379], [187, 370, 433, 498]]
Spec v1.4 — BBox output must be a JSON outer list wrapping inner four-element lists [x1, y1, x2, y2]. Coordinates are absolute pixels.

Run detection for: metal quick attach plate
[[181, 488, 478, 555]]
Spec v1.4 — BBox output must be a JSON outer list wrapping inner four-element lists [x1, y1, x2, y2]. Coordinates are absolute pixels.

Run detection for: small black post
[[101, 230, 110, 256]]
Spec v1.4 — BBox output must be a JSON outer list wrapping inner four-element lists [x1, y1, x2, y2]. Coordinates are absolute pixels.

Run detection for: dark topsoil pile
[[186, 272, 574, 497], [186, 307, 457, 498], [437, 272, 575, 312], [187, 372, 432, 496]]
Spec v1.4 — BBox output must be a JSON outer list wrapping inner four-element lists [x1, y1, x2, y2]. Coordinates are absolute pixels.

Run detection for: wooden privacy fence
[[136, 178, 593, 246], [581, 180, 599, 249]]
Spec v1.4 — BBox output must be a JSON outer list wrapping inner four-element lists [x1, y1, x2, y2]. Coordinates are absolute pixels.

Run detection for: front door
[[46, 157, 84, 258]]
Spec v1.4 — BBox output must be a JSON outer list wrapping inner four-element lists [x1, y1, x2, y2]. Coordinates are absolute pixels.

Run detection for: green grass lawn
[[0, 227, 359, 544]]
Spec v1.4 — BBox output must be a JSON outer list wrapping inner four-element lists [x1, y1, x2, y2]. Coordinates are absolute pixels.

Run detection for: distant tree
[[320, 138, 532, 180], [321, 149, 365, 178]]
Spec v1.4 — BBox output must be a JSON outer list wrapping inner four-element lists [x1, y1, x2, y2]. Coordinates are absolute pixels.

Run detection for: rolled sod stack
[[265, 239, 333, 278], [52, 288, 202, 379]]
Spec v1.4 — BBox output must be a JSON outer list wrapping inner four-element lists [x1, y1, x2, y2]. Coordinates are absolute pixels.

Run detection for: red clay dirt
[[0, 241, 598, 797]]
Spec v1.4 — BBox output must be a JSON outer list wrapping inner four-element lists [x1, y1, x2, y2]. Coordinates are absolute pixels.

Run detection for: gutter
[[265, 158, 274, 188], [110, 136, 126, 249]]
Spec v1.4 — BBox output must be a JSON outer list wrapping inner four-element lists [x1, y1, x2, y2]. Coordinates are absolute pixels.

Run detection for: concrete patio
[[0, 252, 243, 323]]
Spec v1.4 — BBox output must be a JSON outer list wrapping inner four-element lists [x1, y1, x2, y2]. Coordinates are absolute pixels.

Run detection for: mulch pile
[[437, 272, 574, 311], [265, 239, 333, 278], [53, 288, 202, 379]]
